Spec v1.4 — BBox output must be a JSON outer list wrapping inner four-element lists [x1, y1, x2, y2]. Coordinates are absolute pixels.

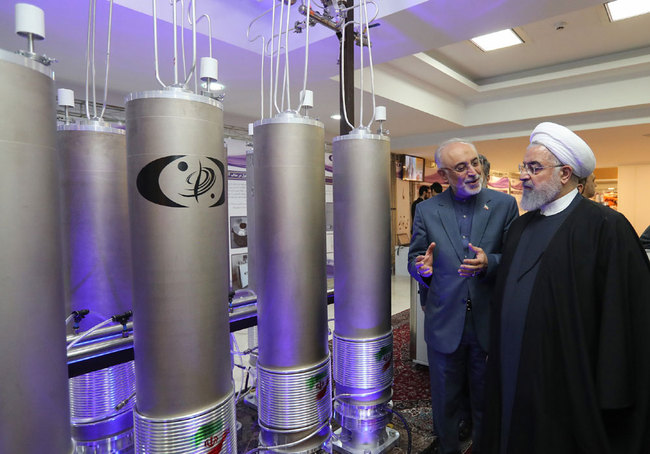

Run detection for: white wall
[[617, 164, 650, 235]]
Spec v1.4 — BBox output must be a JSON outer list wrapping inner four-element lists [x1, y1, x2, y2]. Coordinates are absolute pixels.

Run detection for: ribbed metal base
[[257, 357, 332, 453], [333, 332, 392, 391], [133, 392, 236, 454], [332, 332, 395, 453], [70, 361, 136, 448]]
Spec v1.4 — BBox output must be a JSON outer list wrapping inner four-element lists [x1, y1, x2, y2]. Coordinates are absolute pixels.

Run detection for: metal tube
[[253, 112, 330, 452], [58, 121, 135, 452], [67, 321, 133, 344], [152, 0, 165, 88], [332, 129, 397, 453], [172, 0, 178, 85], [126, 88, 235, 452], [58, 123, 132, 331], [333, 130, 391, 339], [0, 48, 73, 454]]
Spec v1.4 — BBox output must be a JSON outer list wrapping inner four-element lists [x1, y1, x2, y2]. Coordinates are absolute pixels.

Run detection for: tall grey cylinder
[[57, 122, 136, 452], [126, 88, 235, 453], [0, 49, 73, 454], [245, 142, 256, 292], [332, 129, 397, 453], [333, 131, 392, 339], [253, 112, 331, 452]]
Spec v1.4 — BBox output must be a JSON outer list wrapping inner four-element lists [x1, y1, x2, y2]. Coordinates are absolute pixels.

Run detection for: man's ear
[[437, 169, 449, 184], [560, 165, 573, 184]]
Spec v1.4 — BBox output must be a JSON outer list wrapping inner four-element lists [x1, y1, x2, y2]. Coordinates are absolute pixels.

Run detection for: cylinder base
[[133, 392, 236, 454]]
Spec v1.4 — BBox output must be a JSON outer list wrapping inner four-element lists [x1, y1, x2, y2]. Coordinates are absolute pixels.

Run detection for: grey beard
[[520, 174, 563, 211]]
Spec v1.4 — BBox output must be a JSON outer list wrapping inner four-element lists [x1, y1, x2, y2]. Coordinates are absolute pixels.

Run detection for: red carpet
[[392, 311, 431, 403]]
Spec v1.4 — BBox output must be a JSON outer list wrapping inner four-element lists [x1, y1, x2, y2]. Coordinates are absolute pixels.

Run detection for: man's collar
[[540, 189, 578, 216]]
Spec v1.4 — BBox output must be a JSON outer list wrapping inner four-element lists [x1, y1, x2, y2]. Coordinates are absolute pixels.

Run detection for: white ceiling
[[1, 0, 650, 172]]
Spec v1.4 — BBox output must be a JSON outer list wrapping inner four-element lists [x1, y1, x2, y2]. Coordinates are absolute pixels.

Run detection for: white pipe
[[246, 7, 272, 120], [67, 317, 116, 351], [282, 3, 291, 111], [180, 0, 186, 82], [363, 0, 377, 127], [84, 0, 92, 119], [273, 0, 285, 114], [152, 0, 166, 87], [91, 0, 97, 118], [172, 0, 178, 85], [269, 0, 276, 117], [99, 0, 114, 120], [340, 20, 353, 130], [297, 0, 311, 112]]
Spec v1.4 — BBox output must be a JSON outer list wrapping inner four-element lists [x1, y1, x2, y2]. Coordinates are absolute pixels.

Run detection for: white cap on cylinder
[[15, 3, 45, 39], [57, 88, 75, 107], [375, 106, 387, 122], [200, 57, 218, 82], [300, 89, 314, 108], [248, 123, 254, 136]]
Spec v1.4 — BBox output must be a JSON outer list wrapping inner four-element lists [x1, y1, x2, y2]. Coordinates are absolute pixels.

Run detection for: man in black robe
[[482, 122, 650, 454]]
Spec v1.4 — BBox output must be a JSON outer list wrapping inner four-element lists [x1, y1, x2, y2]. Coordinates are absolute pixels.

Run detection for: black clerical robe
[[483, 196, 650, 454]]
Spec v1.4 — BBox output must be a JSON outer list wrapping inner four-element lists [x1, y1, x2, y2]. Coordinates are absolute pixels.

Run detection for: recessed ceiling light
[[470, 29, 523, 52], [330, 114, 341, 120], [605, 0, 650, 22]]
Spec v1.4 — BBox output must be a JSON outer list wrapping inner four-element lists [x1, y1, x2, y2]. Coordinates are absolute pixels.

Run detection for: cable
[[358, 0, 364, 128], [246, 7, 273, 120], [339, 20, 354, 129], [297, 0, 312, 112], [152, 0, 166, 87], [172, 0, 179, 85], [91, 0, 97, 118], [387, 407, 412, 454], [247, 420, 330, 454], [98, 0, 114, 120], [84, 0, 93, 119], [362, 0, 377, 127], [67, 317, 115, 350], [272, 0, 285, 114]]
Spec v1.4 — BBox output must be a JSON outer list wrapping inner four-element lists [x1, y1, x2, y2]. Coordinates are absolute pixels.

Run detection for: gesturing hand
[[415, 242, 436, 278], [458, 243, 488, 277]]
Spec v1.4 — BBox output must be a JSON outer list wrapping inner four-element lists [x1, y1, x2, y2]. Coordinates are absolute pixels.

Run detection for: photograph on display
[[231, 253, 249, 290], [230, 216, 248, 249]]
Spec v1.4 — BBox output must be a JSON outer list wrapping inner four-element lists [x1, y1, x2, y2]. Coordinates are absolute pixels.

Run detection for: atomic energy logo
[[136, 155, 225, 207], [306, 371, 329, 401], [375, 345, 393, 373], [194, 420, 230, 454]]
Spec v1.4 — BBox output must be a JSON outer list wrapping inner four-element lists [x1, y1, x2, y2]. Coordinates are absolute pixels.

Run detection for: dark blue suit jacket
[[408, 188, 518, 354]]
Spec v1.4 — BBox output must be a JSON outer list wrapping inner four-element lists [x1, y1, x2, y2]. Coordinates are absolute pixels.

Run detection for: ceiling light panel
[[470, 28, 523, 52], [605, 0, 650, 22]]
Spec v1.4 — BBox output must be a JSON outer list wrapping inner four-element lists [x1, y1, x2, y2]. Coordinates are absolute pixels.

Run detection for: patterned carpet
[[390, 309, 473, 454]]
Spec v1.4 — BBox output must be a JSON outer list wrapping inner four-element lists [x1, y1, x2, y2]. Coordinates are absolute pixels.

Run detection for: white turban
[[529, 122, 596, 178]]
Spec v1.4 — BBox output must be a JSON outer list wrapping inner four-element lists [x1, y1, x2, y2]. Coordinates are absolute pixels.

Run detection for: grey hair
[[435, 138, 479, 168]]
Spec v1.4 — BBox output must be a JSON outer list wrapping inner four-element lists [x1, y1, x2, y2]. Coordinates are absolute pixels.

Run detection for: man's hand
[[415, 242, 436, 278], [458, 243, 488, 277]]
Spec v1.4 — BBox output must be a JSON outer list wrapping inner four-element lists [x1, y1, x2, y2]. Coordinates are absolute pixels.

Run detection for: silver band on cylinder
[[70, 360, 136, 423], [134, 391, 236, 454], [333, 332, 393, 390], [257, 357, 332, 430]]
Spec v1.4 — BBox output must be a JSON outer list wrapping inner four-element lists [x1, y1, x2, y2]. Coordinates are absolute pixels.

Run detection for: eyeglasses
[[440, 158, 481, 175], [518, 162, 564, 176]]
